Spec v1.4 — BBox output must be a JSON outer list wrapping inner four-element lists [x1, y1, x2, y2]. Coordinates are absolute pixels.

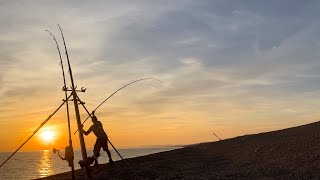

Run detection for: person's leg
[[93, 156, 99, 166], [106, 149, 113, 162], [93, 140, 102, 166], [102, 139, 114, 165]]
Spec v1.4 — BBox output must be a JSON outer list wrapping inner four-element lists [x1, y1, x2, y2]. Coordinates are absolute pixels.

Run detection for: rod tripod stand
[[0, 25, 163, 179]]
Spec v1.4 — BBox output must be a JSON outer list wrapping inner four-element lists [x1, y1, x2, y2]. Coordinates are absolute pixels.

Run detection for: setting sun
[[41, 130, 55, 142]]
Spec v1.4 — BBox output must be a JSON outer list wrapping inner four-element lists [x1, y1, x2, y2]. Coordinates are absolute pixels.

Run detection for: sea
[[0, 147, 179, 180]]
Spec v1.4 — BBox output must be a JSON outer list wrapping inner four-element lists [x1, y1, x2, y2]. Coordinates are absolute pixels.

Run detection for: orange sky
[[2, 91, 319, 152]]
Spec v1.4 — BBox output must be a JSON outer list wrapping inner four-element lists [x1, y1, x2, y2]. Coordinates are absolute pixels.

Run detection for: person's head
[[91, 115, 98, 123]]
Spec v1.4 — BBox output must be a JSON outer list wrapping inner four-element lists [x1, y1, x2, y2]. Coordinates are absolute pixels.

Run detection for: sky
[[1, 0, 320, 151]]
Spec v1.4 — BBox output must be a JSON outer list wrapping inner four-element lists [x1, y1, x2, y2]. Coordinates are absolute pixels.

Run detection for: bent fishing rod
[[58, 24, 91, 180], [77, 95, 138, 178], [0, 94, 73, 168], [73, 77, 163, 134], [46, 30, 75, 179]]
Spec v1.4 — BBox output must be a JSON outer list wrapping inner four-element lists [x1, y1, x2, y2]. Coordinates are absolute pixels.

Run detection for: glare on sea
[[37, 150, 53, 178]]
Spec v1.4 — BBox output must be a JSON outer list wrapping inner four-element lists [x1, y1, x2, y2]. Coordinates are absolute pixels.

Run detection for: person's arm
[[82, 126, 93, 136]]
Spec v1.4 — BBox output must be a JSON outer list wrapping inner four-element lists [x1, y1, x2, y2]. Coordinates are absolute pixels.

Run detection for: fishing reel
[[53, 146, 74, 167]]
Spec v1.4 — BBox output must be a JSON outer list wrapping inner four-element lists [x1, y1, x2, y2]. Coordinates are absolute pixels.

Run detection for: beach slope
[[42, 121, 320, 179]]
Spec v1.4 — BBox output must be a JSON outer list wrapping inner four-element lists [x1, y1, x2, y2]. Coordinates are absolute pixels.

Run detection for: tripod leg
[[108, 139, 137, 176]]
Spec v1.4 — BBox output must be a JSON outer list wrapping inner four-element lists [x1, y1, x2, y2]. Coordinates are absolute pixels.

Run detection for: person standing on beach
[[81, 112, 114, 166]]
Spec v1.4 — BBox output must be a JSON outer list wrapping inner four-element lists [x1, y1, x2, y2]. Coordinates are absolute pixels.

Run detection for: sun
[[41, 130, 55, 142]]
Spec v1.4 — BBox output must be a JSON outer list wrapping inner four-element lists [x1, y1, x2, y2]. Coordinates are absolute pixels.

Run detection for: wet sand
[[42, 121, 320, 179]]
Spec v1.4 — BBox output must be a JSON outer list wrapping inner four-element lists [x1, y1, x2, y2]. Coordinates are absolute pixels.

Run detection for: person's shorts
[[93, 138, 109, 156]]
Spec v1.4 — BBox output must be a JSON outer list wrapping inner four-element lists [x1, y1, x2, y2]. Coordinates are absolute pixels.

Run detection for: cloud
[[1, 0, 320, 149]]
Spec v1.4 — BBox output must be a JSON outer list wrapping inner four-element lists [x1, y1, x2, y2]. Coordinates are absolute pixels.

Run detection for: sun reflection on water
[[37, 150, 53, 178]]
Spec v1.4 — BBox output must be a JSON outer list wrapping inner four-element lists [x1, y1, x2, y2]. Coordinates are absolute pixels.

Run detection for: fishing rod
[[58, 24, 90, 180], [0, 94, 73, 168], [73, 78, 163, 134], [76, 95, 138, 178], [46, 30, 75, 180], [212, 132, 222, 141]]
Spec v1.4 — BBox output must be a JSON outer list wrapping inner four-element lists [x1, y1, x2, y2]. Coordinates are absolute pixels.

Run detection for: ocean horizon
[[0, 147, 180, 180]]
